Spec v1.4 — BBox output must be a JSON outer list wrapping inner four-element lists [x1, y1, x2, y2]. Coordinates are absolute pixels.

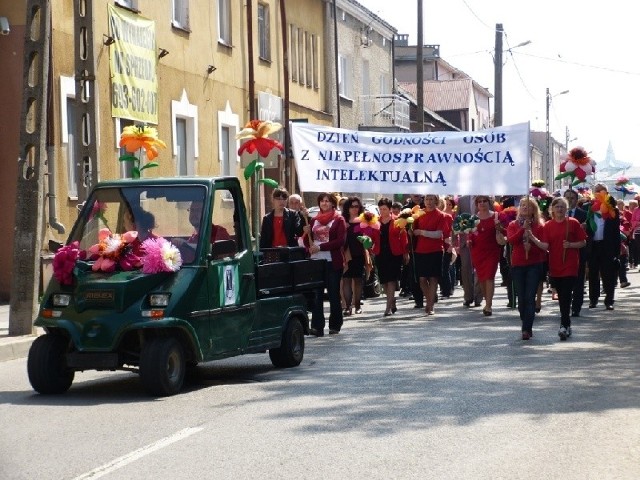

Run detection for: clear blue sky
[[361, 0, 640, 166]]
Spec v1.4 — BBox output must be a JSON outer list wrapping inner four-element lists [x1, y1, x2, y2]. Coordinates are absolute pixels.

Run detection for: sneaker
[[558, 326, 568, 341]]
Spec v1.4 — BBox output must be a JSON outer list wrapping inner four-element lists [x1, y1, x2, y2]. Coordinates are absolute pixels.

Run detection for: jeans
[[311, 262, 344, 332], [511, 263, 543, 333]]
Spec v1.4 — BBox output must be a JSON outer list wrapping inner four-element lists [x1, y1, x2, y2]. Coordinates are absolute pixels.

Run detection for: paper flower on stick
[[530, 180, 552, 213], [614, 176, 637, 198], [452, 212, 480, 234], [555, 147, 596, 186], [586, 190, 617, 231], [118, 125, 166, 179], [394, 208, 414, 229], [237, 120, 281, 188], [357, 211, 380, 235]]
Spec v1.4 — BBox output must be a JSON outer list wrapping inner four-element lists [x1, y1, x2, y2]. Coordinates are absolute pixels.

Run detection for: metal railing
[[360, 94, 410, 130]]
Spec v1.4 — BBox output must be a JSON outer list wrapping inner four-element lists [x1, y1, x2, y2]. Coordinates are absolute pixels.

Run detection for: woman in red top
[[507, 197, 546, 340], [373, 197, 409, 316], [469, 196, 505, 316], [528, 197, 587, 340], [412, 194, 448, 315]]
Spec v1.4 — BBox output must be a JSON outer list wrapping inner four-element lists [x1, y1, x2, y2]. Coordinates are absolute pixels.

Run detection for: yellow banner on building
[[108, 5, 158, 124]]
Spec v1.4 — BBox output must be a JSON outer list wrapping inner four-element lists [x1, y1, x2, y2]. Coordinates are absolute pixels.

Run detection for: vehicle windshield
[[69, 185, 207, 264]]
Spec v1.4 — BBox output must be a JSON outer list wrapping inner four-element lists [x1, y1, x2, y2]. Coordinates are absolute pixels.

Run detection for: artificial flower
[[141, 237, 183, 273], [590, 191, 617, 220], [498, 206, 518, 228], [614, 176, 637, 198], [237, 120, 284, 158], [52, 241, 83, 286], [555, 147, 596, 186], [358, 211, 380, 230], [87, 229, 142, 272], [357, 235, 373, 250], [452, 212, 480, 234], [393, 208, 414, 229], [119, 125, 167, 161]]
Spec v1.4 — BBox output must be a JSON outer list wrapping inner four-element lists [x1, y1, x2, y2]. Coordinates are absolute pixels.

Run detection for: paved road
[[1, 273, 639, 479]]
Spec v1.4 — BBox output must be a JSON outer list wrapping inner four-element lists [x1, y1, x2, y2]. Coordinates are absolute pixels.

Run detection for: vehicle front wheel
[[269, 318, 304, 368], [139, 337, 185, 396], [27, 334, 75, 394]]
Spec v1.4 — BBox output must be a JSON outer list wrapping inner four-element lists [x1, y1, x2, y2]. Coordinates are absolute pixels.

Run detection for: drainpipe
[[46, 21, 65, 235]]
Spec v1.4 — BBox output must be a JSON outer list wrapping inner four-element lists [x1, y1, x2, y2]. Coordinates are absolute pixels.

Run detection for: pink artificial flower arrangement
[[141, 237, 183, 273], [52, 241, 86, 286], [87, 228, 142, 272]]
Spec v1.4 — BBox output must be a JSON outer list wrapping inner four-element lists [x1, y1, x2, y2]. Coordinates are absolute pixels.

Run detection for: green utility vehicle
[[27, 177, 324, 396]]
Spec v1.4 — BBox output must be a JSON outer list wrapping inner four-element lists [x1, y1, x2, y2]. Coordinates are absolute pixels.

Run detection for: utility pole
[[9, 0, 51, 335], [416, 0, 424, 132], [494, 23, 503, 127]]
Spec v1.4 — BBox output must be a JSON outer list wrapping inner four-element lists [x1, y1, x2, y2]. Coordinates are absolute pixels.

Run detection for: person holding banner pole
[[412, 194, 448, 316], [304, 193, 347, 336], [468, 195, 505, 316], [506, 197, 546, 340]]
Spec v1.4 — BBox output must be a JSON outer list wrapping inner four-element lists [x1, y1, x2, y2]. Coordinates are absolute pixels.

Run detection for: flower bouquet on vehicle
[[53, 228, 183, 286]]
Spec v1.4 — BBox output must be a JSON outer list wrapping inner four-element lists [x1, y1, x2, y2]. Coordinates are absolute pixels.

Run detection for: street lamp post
[[545, 88, 569, 190]]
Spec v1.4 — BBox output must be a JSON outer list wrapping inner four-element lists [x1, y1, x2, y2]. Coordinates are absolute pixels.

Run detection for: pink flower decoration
[[141, 237, 182, 273], [53, 241, 82, 285]]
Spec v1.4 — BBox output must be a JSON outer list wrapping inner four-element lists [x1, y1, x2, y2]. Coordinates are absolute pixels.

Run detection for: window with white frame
[[305, 32, 312, 87], [290, 25, 297, 82], [171, 90, 199, 176], [298, 28, 304, 84], [218, 101, 240, 199], [379, 73, 390, 95], [311, 33, 319, 89], [172, 0, 189, 30], [60, 76, 78, 198], [115, 0, 138, 10], [218, 0, 231, 45], [258, 3, 270, 61], [338, 54, 352, 99]]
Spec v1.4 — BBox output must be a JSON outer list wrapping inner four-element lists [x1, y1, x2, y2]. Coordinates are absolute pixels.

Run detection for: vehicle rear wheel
[[139, 337, 185, 396], [269, 318, 304, 368], [27, 334, 75, 394]]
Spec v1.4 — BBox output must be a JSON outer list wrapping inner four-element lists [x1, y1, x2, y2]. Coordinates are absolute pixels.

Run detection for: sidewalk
[[0, 304, 40, 362]]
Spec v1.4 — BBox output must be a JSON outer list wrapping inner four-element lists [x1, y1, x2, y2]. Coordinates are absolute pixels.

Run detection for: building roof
[[399, 79, 475, 111], [395, 84, 459, 131]]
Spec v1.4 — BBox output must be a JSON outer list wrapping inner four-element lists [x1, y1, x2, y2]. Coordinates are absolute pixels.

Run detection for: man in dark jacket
[[586, 184, 621, 310]]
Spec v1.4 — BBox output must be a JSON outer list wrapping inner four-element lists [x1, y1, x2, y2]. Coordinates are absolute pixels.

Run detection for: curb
[[0, 335, 36, 362]]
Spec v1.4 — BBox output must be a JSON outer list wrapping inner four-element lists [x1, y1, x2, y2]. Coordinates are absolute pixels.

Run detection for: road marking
[[72, 426, 204, 479]]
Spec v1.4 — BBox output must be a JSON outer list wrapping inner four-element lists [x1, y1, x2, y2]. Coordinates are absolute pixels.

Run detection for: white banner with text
[[290, 122, 531, 195]]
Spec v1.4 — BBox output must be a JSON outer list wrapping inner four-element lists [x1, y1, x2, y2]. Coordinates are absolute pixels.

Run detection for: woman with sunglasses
[[341, 196, 369, 315], [468, 195, 505, 316], [260, 187, 303, 248]]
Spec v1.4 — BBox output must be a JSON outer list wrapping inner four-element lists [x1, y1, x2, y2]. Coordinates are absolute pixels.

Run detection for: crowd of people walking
[[259, 182, 633, 342]]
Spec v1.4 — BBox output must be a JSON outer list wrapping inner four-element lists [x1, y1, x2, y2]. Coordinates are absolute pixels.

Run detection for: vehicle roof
[[92, 176, 240, 189]]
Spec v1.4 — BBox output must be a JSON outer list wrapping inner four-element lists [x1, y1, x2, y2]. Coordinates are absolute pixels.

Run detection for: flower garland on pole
[[118, 125, 166, 179], [236, 120, 282, 254]]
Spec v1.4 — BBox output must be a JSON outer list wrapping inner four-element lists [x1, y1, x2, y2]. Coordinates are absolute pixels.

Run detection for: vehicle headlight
[[52, 294, 71, 307], [148, 293, 170, 307]]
